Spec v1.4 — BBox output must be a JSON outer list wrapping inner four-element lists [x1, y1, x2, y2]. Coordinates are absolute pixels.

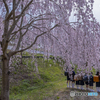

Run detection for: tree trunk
[[1, 56, 10, 100]]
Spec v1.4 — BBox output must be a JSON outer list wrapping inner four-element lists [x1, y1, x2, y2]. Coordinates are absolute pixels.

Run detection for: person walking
[[84, 73, 89, 90], [95, 71, 100, 92], [71, 67, 75, 88], [76, 71, 80, 89], [80, 72, 84, 90], [89, 72, 94, 91], [66, 67, 70, 88]]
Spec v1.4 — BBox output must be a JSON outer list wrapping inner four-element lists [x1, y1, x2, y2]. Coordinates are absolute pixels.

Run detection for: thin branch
[[3, 0, 9, 13], [9, 15, 20, 20], [50, 34, 58, 41], [6, 0, 20, 20], [9, 33, 16, 42], [13, 0, 16, 22], [7, 0, 37, 38], [22, 28, 28, 37], [10, 17, 53, 36], [27, 13, 52, 19], [9, 24, 59, 56], [31, 25, 48, 32], [63, 28, 70, 35]]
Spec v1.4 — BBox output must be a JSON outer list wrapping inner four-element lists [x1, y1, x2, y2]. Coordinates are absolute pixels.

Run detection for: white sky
[[93, 0, 100, 23], [69, 0, 100, 23]]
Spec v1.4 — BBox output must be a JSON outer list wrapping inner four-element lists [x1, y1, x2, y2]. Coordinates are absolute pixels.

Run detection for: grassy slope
[[9, 57, 67, 100], [9, 53, 98, 100]]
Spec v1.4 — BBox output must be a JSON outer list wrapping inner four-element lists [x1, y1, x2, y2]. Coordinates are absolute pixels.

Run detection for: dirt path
[[44, 87, 100, 100]]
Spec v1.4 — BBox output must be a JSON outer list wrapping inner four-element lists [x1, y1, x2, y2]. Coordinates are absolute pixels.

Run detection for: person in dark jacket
[[84, 72, 89, 90], [76, 71, 79, 89], [71, 67, 75, 88], [66, 67, 70, 88], [96, 71, 100, 92], [89, 72, 94, 91], [80, 72, 84, 90]]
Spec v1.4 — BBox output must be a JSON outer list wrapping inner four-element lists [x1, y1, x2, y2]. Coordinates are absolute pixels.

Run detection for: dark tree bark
[[1, 55, 10, 100]]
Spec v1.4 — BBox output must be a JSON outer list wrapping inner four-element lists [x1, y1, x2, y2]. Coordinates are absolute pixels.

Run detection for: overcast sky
[[93, 0, 100, 23], [69, 0, 100, 23]]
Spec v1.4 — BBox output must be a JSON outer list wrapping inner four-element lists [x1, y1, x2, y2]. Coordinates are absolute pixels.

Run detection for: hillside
[[0, 53, 100, 100], [8, 54, 65, 100]]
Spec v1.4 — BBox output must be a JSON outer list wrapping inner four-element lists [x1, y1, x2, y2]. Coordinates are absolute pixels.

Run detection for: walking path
[[44, 85, 100, 100]]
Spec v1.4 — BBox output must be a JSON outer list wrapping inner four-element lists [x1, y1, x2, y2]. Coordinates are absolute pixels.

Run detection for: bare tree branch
[[6, 0, 20, 20], [50, 34, 58, 41], [9, 15, 20, 20], [8, 33, 16, 42], [2, 0, 33, 53], [9, 24, 59, 56], [27, 13, 52, 19], [13, 0, 16, 22], [10, 17, 53, 37], [3, 0, 9, 14], [15, 13, 24, 51], [7, 1, 37, 39], [63, 28, 70, 35]]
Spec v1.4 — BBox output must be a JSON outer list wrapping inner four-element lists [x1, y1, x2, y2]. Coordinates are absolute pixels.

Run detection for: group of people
[[65, 67, 100, 92]]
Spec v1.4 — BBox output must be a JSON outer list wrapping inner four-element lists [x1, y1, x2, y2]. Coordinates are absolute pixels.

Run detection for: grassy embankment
[[9, 53, 67, 100], [6, 52, 97, 100]]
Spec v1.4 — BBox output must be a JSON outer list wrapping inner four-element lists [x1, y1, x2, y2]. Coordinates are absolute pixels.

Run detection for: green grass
[[10, 79, 67, 100], [1, 52, 98, 100], [9, 54, 66, 100]]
